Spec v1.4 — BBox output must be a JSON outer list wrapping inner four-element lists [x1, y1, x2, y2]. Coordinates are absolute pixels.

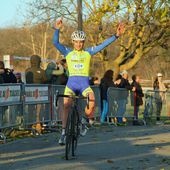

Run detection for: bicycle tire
[[72, 109, 80, 157], [65, 109, 73, 160]]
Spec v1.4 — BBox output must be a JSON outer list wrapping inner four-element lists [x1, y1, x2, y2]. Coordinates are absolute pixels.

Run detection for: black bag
[[137, 96, 143, 106], [2, 69, 17, 83]]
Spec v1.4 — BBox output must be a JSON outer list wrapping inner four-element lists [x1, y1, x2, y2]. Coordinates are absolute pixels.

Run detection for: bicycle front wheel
[[71, 109, 80, 157], [65, 109, 73, 160]]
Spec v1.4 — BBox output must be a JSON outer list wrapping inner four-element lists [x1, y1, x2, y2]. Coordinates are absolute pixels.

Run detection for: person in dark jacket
[[0, 61, 17, 83], [131, 74, 144, 124], [100, 70, 115, 123], [15, 72, 23, 83], [116, 70, 135, 125], [58, 59, 68, 85], [0, 61, 5, 83], [25, 55, 47, 84], [25, 55, 47, 133], [45, 61, 64, 84]]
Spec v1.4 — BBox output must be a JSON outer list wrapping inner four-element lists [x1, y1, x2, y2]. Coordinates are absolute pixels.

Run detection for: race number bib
[[73, 63, 84, 69]]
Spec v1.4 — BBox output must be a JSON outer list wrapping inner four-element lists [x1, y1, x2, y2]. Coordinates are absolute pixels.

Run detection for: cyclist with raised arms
[[53, 18, 124, 145]]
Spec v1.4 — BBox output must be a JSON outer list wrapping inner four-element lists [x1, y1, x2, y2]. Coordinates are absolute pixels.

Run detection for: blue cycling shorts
[[64, 76, 93, 97]]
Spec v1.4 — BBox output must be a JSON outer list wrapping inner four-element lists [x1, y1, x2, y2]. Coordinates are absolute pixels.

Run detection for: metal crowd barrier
[[1, 84, 170, 142], [107, 87, 170, 125], [23, 84, 51, 128], [0, 84, 22, 143], [51, 85, 65, 126], [142, 90, 170, 125], [0, 84, 102, 142], [107, 87, 133, 123]]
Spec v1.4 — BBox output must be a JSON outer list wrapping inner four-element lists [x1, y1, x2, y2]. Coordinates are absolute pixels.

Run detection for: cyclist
[[53, 18, 124, 145]]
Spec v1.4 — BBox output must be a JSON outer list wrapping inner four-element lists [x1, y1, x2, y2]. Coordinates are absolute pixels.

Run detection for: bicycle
[[56, 91, 89, 160]]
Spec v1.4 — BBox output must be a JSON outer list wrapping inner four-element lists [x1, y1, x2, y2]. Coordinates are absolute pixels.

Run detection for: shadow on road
[[0, 125, 170, 170]]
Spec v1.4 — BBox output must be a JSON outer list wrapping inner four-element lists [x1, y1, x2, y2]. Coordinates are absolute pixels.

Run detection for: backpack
[[2, 69, 17, 83]]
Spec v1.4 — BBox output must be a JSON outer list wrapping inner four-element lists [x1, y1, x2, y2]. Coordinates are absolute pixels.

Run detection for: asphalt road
[[0, 125, 170, 170]]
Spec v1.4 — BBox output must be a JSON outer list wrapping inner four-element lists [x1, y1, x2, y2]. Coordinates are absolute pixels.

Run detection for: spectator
[[0, 61, 17, 83], [0, 62, 5, 130], [45, 61, 65, 123], [15, 72, 23, 83], [0, 61, 17, 129], [115, 70, 135, 125], [25, 55, 47, 84], [131, 74, 144, 125], [89, 76, 99, 85], [0, 61, 4, 83], [45, 61, 64, 84], [153, 73, 167, 122], [100, 70, 115, 123], [58, 59, 68, 85], [25, 55, 47, 133]]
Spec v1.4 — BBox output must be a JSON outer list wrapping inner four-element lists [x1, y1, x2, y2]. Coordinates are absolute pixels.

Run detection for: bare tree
[[25, 0, 77, 24], [17, 0, 79, 63]]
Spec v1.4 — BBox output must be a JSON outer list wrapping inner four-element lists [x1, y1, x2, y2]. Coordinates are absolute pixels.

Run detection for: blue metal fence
[[0, 84, 170, 143]]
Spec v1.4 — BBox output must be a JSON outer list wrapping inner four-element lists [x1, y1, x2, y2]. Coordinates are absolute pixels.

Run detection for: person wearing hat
[[115, 70, 135, 125], [153, 73, 167, 122]]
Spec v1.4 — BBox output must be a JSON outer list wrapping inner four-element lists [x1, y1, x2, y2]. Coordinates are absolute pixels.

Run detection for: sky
[[0, 0, 28, 28]]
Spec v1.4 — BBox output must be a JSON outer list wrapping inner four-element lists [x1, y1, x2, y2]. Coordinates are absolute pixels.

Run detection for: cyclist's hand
[[116, 23, 125, 37], [54, 18, 63, 29]]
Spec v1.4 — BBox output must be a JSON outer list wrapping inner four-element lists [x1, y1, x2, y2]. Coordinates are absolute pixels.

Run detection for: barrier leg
[[0, 132, 7, 144]]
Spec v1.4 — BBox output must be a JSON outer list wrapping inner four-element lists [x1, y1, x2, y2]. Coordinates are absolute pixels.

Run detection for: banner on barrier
[[0, 85, 21, 103], [25, 86, 48, 102]]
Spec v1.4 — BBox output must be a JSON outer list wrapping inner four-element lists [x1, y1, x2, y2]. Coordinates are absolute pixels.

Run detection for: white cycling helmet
[[71, 30, 86, 41]]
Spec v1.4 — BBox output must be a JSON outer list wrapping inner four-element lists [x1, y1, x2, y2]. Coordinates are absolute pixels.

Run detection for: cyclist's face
[[73, 40, 84, 51]]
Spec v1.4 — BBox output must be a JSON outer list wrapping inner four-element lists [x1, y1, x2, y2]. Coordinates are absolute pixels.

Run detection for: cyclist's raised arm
[[85, 23, 125, 56], [53, 18, 71, 57], [85, 35, 118, 55]]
